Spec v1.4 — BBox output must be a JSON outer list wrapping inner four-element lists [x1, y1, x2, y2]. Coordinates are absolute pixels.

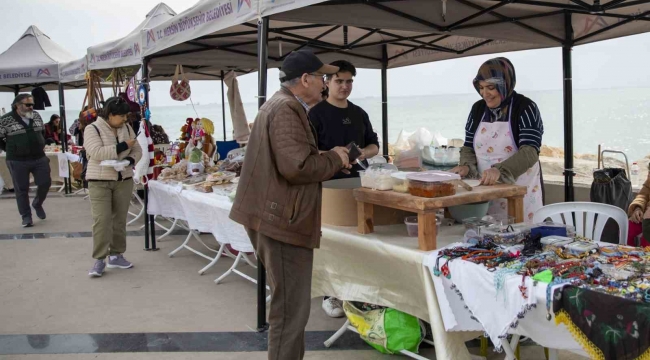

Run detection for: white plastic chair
[[533, 202, 628, 245]]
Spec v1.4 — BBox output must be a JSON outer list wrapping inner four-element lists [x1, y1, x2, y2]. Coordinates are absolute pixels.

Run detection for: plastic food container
[[359, 164, 398, 191], [481, 223, 531, 245], [422, 146, 461, 166], [406, 171, 460, 198], [404, 215, 442, 237], [391, 172, 414, 193]]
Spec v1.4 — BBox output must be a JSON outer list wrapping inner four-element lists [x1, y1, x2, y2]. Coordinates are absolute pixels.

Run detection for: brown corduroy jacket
[[229, 87, 343, 249]]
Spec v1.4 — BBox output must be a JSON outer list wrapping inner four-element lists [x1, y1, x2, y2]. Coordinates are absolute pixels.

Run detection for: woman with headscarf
[[450, 57, 544, 222]]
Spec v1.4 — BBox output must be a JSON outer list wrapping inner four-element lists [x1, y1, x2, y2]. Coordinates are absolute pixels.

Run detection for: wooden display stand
[[354, 184, 528, 251]]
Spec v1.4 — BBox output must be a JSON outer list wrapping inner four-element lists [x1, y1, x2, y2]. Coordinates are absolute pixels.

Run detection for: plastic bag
[[343, 301, 422, 355], [408, 128, 433, 150], [393, 130, 414, 154], [430, 131, 448, 147], [133, 127, 150, 184]]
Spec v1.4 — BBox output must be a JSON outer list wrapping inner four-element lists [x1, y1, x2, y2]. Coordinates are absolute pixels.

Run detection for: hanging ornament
[[127, 78, 136, 102], [137, 84, 147, 106]]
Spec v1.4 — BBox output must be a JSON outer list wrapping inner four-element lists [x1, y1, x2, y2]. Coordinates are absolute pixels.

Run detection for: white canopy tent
[[138, 0, 650, 333], [141, 0, 650, 196], [0, 26, 77, 93], [0, 25, 90, 193]]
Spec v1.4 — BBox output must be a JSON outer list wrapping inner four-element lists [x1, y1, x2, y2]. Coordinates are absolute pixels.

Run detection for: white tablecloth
[[147, 180, 253, 253], [0, 152, 66, 189], [426, 248, 588, 356], [312, 224, 483, 360]]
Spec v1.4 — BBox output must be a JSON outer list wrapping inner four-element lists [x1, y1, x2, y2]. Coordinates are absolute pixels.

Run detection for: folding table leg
[[198, 242, 226, 275], [324, 320, 350, 348], [158, 218, 179, 240], [501, 335, 521, 360], [546, 348, 559, 360], [214, 252, 243, 284], [168, 231, 193, 258]]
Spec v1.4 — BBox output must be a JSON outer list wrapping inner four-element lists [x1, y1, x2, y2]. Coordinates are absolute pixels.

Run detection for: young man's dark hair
[[326, 60, 356, 80]]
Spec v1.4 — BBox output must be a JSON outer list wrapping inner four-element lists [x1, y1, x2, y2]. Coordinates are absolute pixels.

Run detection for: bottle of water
[[631, 162, 640, 187]]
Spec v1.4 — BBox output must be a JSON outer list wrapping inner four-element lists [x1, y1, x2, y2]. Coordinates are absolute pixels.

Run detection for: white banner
[[88, 35, 144, 70], [0, 65, 59, 86], [142, 0, 260, 57], [88, 3, 176, 70], [58, 56, 87, 84]]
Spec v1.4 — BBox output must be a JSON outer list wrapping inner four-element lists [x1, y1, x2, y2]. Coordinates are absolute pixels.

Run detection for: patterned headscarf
[[473, 57, 516, 119]]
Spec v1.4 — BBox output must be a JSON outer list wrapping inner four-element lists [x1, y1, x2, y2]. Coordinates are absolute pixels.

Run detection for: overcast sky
[[1, 0, 650, 110]]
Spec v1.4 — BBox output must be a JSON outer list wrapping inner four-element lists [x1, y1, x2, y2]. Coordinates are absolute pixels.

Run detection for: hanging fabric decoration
[[126, 77, 136, 102]]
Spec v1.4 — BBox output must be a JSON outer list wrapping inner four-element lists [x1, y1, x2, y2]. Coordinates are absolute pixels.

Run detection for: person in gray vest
[[0, 94, 51, 227]]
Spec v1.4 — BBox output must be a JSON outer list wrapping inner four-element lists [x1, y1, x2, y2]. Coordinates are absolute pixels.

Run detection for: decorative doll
[[198, 118, 215, 157]]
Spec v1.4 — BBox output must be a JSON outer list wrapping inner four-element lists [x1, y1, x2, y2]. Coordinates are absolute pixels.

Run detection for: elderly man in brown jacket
[[230, 51, 351, 359]]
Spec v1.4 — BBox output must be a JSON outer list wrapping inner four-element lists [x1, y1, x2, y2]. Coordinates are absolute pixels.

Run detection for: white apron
[[473, 101, 543, 223]]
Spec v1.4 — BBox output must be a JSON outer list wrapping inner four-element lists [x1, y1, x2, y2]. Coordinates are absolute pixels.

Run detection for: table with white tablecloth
[[147, 180, 252, 253], [0, 152, 72, 191], [147, 180, 481, 359], [426, 246, 589, 359]]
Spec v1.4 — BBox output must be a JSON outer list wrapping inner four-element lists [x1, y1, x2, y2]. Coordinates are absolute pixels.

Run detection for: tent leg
[[14, 86, 19, 97], [58, 83, 70, 195], [256, 16, 270, 334], [381, 45, 389, 159], [221, 70, 227, 141], [142, 56, 152, 251], [563, 12, 575, 202]]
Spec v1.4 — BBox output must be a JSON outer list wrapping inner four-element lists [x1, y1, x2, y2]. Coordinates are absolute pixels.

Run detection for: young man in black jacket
[[308, 60, 380, 318], [309, 60, 379, 181], [0, 94, 51, 227]]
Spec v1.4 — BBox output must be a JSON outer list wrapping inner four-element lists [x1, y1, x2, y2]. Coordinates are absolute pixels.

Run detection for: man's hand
[[331, 147, 352, 169], [631, 207, 644, 224], [125, 139, 137, 148], [450, 165, 470, 178], [480, 167, 501, 186]]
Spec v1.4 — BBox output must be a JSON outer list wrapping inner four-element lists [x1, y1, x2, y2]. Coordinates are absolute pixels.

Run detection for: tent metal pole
[[563, 12, 575, 202], [142, 56, 152, 251], [221, 70, 226, 141], [58, 83, 70, 194], [381, 45, 389, 158], [14, 86, 19, 97], [256, 16, 270, 333]]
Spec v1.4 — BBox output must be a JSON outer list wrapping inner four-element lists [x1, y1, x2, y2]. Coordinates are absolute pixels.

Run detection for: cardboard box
[[322, 178, 415, 226]]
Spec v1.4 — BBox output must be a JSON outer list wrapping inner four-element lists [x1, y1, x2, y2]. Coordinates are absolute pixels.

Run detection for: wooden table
[[353, 184, 528, 251]]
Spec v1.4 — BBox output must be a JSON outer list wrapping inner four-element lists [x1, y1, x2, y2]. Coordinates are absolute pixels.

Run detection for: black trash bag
[[590, 168, 632, 243]]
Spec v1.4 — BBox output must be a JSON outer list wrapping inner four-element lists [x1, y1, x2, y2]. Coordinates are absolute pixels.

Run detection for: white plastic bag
[[408, 128, 433, 150], [393, 130, 414, 153], [133, 128, 150, 185], [431, 131, 448, 147]]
